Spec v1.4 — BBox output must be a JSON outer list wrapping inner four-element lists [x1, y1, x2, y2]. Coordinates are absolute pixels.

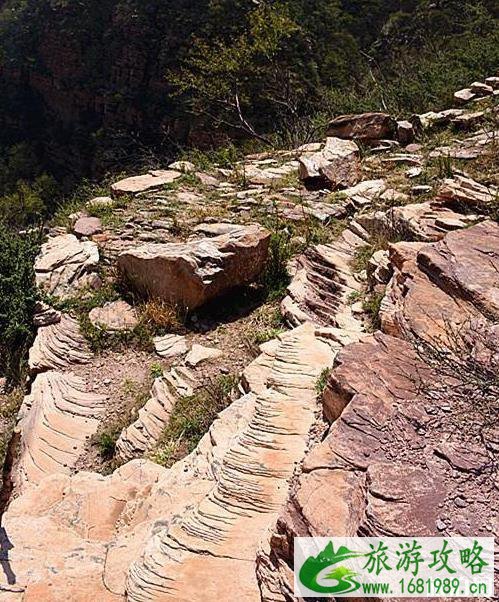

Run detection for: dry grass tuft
[[139, 298, 185, 332]]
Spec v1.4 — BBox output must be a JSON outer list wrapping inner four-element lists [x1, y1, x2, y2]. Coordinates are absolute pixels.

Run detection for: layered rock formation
[[12, 371, 107, 494], [125, 323, 337, 601], [262, 222, 499, 599], [281, 224, 368, 330], [382, 221, 499, 341], [28, 314, 92, 372], [1, 323, 349, 599], [116, 367, 196, 462], [35, 234, 99, 299], [1, 76, 498, 602]]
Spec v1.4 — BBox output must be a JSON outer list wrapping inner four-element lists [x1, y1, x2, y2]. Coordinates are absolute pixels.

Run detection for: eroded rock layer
[[262, 222, 499, 600], [35, 234, 99, 299], [28, 314, 92, 373], [381, 221, 499, 341], [1, 323, 357, 600], [281, 225, 368, 330], [125, 323, 336, 601], [116, 368, 196, 462], [12, 371, 107, 494]]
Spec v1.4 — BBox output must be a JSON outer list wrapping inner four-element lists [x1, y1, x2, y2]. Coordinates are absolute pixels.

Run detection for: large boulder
[[298, 137, 361, 190], [327, 112, 396, 141], [35, 234, 99, 299], [118, 224, 270, 311]]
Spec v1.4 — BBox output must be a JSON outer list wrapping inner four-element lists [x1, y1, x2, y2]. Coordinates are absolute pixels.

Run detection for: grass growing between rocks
[[315, 368, 331, 395], [363, 291, 385, 332], [260, 230, 293, 302], [351, 225, 405, 274], [79, 316, 155, 354], [151, 373, 239, 468], [94, 378, 151, 462], [242, 304, 286, 356], [139, 298, 186, 333], [0, 386, 26, 493]]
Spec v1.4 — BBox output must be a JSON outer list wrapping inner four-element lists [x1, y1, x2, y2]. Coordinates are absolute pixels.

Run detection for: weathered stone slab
[[111, 170, 181, 196], [13, 371, 107, 493], [89, 300, 139, 331], [327, 112, 396, 140]]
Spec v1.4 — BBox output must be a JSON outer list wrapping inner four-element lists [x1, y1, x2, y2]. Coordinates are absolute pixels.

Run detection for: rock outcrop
[[118, 225, 270, 310], [281, 224, 368, 331], [381, 221, 499, 342], [3, 75, 499, 602], [1, 323, 345, 600], [12, 371, 107, 494], [327, 112, 396, 141], [125, 323, 337, 601], [35, 234, 99, 299], [28, 314, 92, 373], [111, 170, 182, 196], [298, 137, 361, 189], [2, 460, 165, 600], [262, 222, 499, 599]]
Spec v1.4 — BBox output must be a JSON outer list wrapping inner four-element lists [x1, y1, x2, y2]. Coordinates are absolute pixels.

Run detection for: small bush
[[261, 231, 292, 301], [244, 305, 285, 351], [0, 226, 41, 382], [351, 244, 374, 274], [95, 378, 150, 462], [316, 367, 331, 395], [150, 363, 164, 379], [79, 315, 154, 354], [363, 291, 385, 332], [97, 431, 118, 460]]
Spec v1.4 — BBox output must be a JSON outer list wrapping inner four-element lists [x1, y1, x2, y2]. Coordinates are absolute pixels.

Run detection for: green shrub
[[0, 174, 58, 227], [260, 231, 292, 301], [363, 292, 385, 332], [0, 226, 41, 382], [315, 367, 331, 395]]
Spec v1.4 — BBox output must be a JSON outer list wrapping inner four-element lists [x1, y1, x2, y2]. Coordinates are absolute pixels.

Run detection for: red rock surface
[[262, 222, 499, 599]]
